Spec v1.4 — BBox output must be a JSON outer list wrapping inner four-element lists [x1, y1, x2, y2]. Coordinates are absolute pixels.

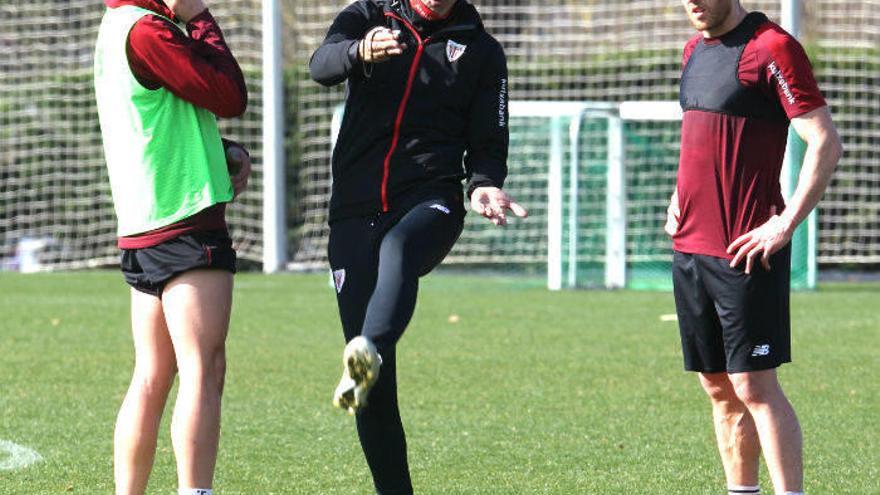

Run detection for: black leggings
[[328, 187, 465, 495]]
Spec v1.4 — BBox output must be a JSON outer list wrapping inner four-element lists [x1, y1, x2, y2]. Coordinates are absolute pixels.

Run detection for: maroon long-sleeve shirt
[[103, 0, 248, 249], [105, 0, 247, 117]]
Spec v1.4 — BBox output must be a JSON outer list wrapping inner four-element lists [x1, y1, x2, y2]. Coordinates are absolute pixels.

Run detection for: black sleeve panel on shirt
[[465, 38, 509, 196], [309, 1, 375, 87]]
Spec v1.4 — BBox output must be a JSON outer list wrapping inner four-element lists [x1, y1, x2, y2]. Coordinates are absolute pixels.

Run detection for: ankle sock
[[728, 485, 760, 495]]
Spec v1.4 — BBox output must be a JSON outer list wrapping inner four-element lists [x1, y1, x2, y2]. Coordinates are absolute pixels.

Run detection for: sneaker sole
[[333, 338, 380, 414]]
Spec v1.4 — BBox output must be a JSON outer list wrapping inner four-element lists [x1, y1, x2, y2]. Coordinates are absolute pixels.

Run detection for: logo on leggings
[[430, 204, 451, 214], [751, 344, 771, 357], [333, 269, 346, 293]]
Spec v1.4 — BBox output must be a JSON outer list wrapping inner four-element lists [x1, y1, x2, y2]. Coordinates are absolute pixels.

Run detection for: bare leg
[[161, 270, 233, 491], [115, 289, 177, 495], [729, 369, 803, 494], [699, 373, 762, 489]]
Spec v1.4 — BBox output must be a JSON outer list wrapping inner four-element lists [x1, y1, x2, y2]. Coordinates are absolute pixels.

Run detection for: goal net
[[289, 0, 879, 278], [2, 1, 878, 276], [0, 1, 264, 271]]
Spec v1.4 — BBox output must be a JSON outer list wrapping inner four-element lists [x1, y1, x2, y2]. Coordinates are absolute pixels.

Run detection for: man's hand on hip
[[727, 206, 793, 274], [470, 187, 528, 227], [226, 145, 251, 199], [664, 191, 680, 237], [359, 28, 408, 63], [164, 0, 208, 23]]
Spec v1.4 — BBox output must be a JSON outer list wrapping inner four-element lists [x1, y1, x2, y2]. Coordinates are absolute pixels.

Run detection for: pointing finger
[[508, 201, 528, 218]]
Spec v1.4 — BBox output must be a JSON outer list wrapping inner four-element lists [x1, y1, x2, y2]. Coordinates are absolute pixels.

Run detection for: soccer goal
[[332, 100, 816, 291], [512, 100, 817, 290]]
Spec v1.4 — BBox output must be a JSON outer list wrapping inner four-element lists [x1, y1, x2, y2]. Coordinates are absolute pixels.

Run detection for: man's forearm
[[127, 11, 247, 117], [310, 40, 360, 87], [780, 136, 842, 233], [310, 3, 372, 86]]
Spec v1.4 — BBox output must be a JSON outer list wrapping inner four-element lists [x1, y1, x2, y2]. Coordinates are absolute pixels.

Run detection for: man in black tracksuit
[[310, 0, 525, 493]]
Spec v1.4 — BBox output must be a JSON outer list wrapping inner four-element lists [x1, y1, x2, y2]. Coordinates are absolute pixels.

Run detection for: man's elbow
[[829, 135, 844, 164], [215, 102, 246, 119], [310, 70, 336, 87], [817, 131, 844, 169], [310, 44, 355, 87], [309, 61, 342, 87], [214, 87, 248, 118]]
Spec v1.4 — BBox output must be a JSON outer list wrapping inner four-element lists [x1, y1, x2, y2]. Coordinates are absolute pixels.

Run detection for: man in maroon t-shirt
[[667, 1, 842, 494]]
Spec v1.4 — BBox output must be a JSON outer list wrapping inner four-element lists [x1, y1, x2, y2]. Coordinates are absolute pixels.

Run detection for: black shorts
[[120, 230, 236, 297], [672, 245, 791, 374]]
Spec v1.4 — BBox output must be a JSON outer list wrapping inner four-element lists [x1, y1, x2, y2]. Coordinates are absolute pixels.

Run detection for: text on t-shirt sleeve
[[757, 25, 826, 119]]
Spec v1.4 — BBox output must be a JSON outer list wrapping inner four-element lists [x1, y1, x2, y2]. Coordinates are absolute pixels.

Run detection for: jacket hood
[[450, 0, 484, 29]]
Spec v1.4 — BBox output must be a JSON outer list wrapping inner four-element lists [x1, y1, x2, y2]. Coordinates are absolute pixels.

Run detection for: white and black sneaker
[[332, 336, 382, 415]]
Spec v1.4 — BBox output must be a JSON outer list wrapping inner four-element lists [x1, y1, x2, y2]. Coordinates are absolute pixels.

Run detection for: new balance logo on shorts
[[751, 344, 771, 357]]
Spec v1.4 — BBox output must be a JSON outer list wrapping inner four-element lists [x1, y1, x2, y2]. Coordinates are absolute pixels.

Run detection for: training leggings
[[328, 185, 465, 495]]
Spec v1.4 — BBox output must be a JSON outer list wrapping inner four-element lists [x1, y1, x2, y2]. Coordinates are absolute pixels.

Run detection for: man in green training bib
[[93, 0, 249, 494]]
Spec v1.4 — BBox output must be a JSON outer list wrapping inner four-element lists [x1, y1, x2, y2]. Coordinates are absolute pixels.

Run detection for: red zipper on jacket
[[380, 12, 429, 212]]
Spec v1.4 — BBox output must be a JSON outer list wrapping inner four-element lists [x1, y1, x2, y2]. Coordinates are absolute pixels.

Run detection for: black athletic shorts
[[672, 245, 791, 374], [120, 230, 236, 297]]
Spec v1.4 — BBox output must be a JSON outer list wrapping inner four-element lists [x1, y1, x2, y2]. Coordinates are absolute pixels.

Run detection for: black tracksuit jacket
[[310, 0, 509, 223]]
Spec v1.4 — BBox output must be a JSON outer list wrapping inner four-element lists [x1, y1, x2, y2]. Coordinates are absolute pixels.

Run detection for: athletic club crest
[[446, 40, 467, 63]]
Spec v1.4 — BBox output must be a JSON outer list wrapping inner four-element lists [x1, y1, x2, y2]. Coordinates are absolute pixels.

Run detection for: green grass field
[[0, 272, 877, 494]]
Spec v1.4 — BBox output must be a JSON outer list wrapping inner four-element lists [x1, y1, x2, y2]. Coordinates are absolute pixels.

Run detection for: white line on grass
[[0, 439, 43, 471]]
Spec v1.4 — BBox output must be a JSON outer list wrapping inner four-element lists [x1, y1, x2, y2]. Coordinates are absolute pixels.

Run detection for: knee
[[132, 360, 177, 398], [698, 373, 738, 403], [729, 372, 779, 408], [178, 347, 226, 394], [380, 231, 414, 267]]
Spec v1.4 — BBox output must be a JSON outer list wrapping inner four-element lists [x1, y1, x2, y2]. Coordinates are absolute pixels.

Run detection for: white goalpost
[[262, 0, 286, 274]]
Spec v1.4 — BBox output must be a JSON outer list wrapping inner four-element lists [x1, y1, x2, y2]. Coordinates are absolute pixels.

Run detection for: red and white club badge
[[333, 268, 346, 293], [446, 40, 467, 63]]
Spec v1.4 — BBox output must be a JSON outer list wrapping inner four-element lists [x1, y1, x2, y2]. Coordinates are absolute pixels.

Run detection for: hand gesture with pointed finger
[[470, 186, 528, 226]]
